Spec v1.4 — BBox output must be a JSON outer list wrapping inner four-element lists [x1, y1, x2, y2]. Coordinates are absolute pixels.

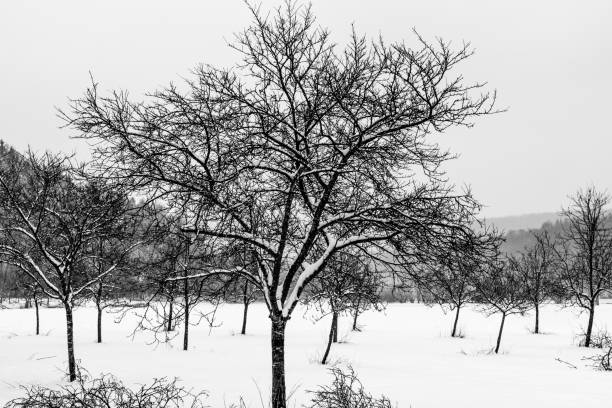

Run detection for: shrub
[[583, 347, 612, 371], [309, 366, 394, 408], [4, 375, 207, 408]]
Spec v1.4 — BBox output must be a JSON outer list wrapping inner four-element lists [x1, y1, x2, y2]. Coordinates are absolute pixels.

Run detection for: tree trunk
[[63, 302, 77, 381], [321, 313, 336, 365], [96, 305, 103, 343], [183, 240, 190, 351], [451, 305, 461, 337], [34, 296, 40, 335], [241, 281, 249, 335], [271, 317, 287, 408], [183, 284, 189, 351], [584, 303, 595, 347], [534, 303, 540, 334], [495, 312, 506, 354], [166, 300, 174, 332], [96, 282, 103, 343], [241, 301, 249, 335], [332, 312, 338, 343], [352, 308, 359, 331]]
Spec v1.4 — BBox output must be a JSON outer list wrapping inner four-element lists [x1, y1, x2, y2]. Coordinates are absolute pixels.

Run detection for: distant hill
[[485, 212, 561, 232]]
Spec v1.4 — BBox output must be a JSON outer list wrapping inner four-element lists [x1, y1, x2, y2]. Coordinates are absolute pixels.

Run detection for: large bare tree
[[61, 2, 496, 406]]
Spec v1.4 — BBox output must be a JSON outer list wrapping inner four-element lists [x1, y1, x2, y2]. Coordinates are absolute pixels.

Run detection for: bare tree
[[474, 254, 530, 353], [0, 152, 143, 381], [348, 263, 385, 332], [62, 2, 496, 406], [20, 274, 43, 335], [555, 187, 612, 347], [509, 230, 559, 334], [305, 251, 375, 364], [221, 244, 262, 335]]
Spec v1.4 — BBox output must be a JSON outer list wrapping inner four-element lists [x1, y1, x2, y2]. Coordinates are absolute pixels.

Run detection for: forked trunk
[[451, 305, 461, 337], [64, 302, 77, 381], [495, 312, 506, 354], [271, 317, 287, 408], [321, 313, 336, 365]]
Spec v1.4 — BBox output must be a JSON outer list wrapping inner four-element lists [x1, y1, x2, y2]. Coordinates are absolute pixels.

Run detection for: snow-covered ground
[[0, 301, 610, 407]]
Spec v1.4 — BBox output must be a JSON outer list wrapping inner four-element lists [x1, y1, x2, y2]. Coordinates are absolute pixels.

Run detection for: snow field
[[0, 302, 610, 407]]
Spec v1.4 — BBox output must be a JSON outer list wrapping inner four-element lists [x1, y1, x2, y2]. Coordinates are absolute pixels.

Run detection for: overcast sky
[[0, 0, 610, 217]]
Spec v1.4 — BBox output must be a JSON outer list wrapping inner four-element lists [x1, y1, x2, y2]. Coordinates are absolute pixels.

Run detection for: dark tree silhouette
[[62, 2, 496, 406], [0, 153, 143, 381], [555, 187, 612, 347]]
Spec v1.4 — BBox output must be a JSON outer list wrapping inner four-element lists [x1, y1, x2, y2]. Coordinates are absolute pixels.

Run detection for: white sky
[[0, 0, 610, 217]]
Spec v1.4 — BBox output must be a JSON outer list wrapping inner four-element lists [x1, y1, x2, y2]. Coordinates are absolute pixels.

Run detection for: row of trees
[[411, 187, 612, 352]]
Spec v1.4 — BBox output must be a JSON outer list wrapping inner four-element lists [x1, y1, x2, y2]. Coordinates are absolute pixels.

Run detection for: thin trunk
[[352, 297, 361, 331], [451, 305, 461, 337], [34, 296, 40, 335], [241, 281, 249, 335], [183, 277, 189, 351], [167, 300, 174, 332], [584, 303, 595, 347], [96, 282, 103, 343], [332, 311, 338, 343], [534, 303, 540, 334], [271, 318, 287, 408], [96, 305, 102, 343], [352, 309, 359, 331], [321, 313, 336, 365], [64, 302, 77, 381], [495, 312, 506, 354], [241, 301, 249, 335]]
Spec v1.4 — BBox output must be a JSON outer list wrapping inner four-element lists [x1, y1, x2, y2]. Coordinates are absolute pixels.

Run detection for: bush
[[4, 375, 207, 408], [584, 347, 612, 371], [589, 329, 612, 349], [309, 366, 394, 408]]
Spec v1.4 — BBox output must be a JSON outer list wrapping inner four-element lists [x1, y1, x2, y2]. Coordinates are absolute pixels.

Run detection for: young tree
[[555, 187, 612, 347], [474, 255, 530, 353], [414, 245, 479, 338], [85, 201, 142, 343], [62, 3, 495, 406], [16, 273, 43, 335], [305, 251, 374, 364], [348, 263, 385, 332], [0, 153, 143, 381], [221, 246, 261, 336], [509, 230, 559, 334]]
